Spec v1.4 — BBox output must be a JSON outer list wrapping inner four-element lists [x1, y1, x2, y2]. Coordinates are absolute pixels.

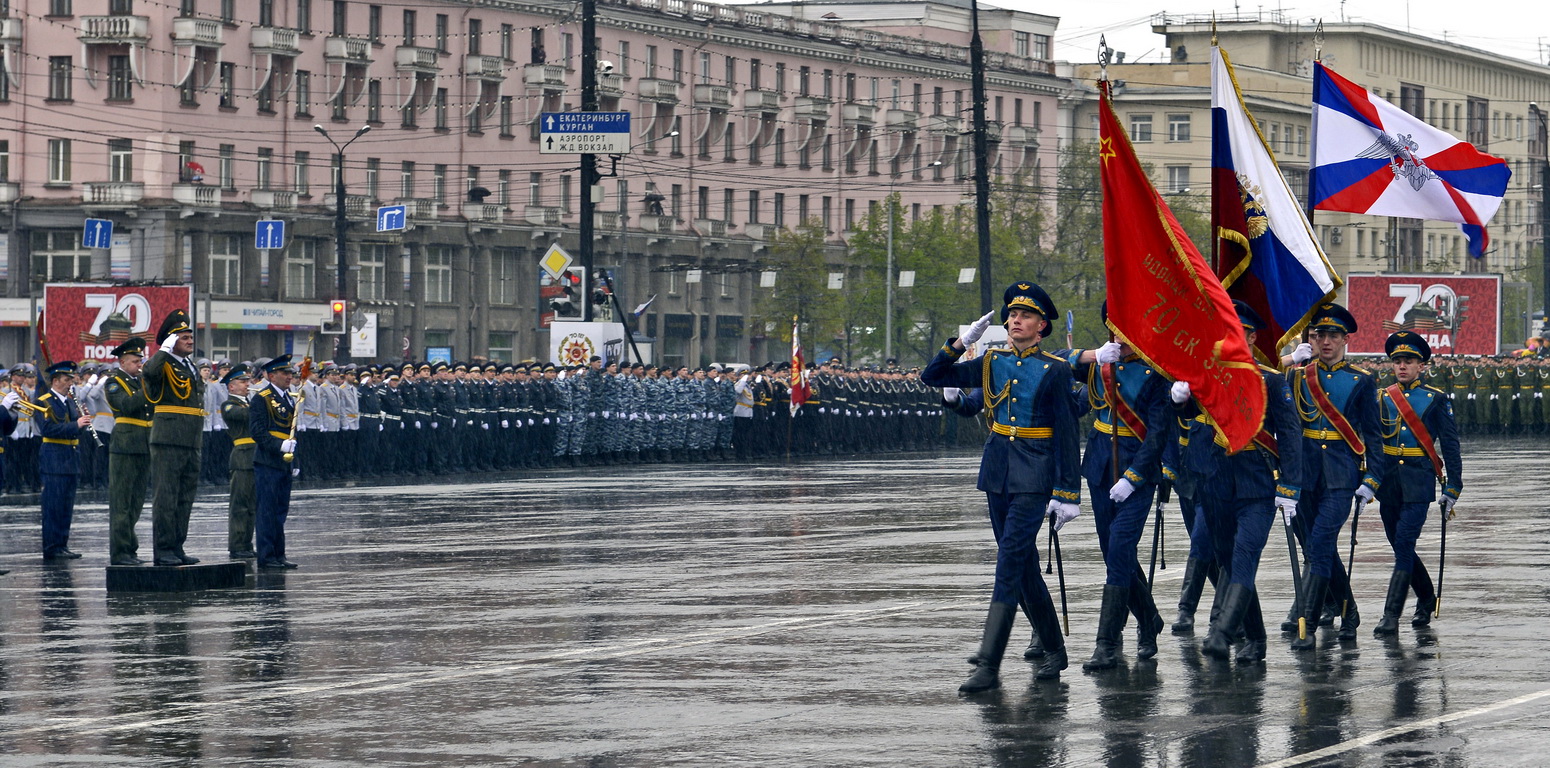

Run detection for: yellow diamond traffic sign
[[539, 243, 573, 281]]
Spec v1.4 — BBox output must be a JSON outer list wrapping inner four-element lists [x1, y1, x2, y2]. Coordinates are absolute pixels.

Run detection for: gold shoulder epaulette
[[1258, 364, 1281, 375]]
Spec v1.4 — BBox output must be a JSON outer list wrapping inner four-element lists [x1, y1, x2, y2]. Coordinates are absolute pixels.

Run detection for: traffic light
[[549, 267, 585, 320], [322, 299, 347, 334]]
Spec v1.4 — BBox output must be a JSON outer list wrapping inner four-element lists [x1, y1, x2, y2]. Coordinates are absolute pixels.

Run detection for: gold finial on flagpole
[[1314, 18, 1324, 62], [1211, 12, 1218, 46]]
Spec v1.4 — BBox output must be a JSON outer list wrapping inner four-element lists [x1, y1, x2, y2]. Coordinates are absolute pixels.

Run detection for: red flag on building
[[1098, 79, 1265, 453], [790, 315, 808, 416]]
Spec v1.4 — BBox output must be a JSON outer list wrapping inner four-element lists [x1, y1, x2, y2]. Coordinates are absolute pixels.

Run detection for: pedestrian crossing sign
[[539, 244, 573, 281]]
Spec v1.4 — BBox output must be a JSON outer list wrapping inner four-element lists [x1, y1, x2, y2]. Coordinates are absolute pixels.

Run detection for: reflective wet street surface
[[2, 439, 1547, 766]]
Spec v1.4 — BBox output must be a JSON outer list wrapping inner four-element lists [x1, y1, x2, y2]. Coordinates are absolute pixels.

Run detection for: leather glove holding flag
[[1098, 78, 1265, 453]]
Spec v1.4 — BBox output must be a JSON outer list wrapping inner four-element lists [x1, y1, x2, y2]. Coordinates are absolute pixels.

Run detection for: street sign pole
[[580, 0, 598, 323]]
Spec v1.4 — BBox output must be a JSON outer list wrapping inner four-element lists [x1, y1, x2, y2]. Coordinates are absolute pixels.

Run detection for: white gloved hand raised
[[959, 310, 997, 347], [162, 333, 180, 350], [1291, 342, 1315, 366], [86, 374, 100, 387], [1048, 500, 1081, 532], [1355, 485, 1375, 504], [1109, 478, 1135, 503], [942, 386, 961, 404], [1095, 341, 1124, 365], [1275, 496, 1298, 525], [281, 439, 297, 454], [1170, 380, 1192, 404]]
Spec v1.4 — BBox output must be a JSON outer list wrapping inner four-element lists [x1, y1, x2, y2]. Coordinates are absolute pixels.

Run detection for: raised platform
[[106, 561, 247, 592]]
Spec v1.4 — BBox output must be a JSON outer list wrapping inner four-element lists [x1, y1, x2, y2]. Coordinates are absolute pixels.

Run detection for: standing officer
[[250, 355, 299, 569], [144, 310, 206, 567], [921, 282, 1082, 692], [1373, 331, 1463, 634], [105, 338, 153, 565], [1287, 303, 1383, 649], [221, 364, 258, 559], [37, 361, 92, 560]]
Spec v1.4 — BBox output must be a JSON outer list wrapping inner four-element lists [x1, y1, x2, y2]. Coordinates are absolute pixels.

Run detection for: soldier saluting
[[144, 309, 206, 567]]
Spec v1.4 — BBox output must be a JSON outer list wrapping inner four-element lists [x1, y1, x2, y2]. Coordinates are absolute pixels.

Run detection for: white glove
[[1440, 495, 1457, 515], [501, 420, 509, 428], [1048, 500, 1081, 532], [1170, 380, 1192, 404], [818, 407, 826, 414], [431, 421, 439, 429], [603, 410, 611, 418], [755, 375, 764, 384], [1291, 342, 1314, 366], [542, 418, 549, 425], [377, 423, 384, 431], [482, 422, 490, 430], [943, 386, 961, 404], [86, 374, 100, 387], [1275, 496, 1298, 524], [281, 439, 297, 454], [1, 392, 19, 409], [1109, 478, 1135, 503], [414, 420, 422, 428], [162, 333, 180, 350], [959, 310, 997, 347], [1095, 341, 1123, 365], [1355, 485, 1375, 504], [292, 467, 301, 477]]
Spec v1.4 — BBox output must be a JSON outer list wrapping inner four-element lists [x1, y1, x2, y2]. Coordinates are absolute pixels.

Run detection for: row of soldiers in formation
[[925, 281, 1466, 694], [0, 356, 952, 493], [1380, 356, 1550, 434]]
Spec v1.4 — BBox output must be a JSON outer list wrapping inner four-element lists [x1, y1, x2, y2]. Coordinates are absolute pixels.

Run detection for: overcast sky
[[996, 0, 1547, 68]]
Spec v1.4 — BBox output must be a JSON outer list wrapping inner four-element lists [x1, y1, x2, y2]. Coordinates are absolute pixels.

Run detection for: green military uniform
[[144, 311, 207, 566], [105, 344, 153, 565], [223, 384, 256, 557]]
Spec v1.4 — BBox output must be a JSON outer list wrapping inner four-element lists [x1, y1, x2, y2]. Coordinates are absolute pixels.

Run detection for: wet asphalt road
[[1, 439, 1547, 767]]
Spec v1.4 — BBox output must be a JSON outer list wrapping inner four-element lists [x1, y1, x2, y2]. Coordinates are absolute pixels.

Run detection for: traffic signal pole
[[579, 0, 598, 322]]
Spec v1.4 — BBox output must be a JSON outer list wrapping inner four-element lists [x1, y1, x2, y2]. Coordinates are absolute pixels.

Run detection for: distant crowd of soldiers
[[1375, 355, 1550, 434], [0, 356, 949, 492]]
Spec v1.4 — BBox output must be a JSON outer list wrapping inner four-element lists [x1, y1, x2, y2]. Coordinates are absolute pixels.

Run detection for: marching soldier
[[144, 310, 207, 566], [105, 338, 153, 565], [250, 355, 300, 569], [37, 361, 92, 560], [921, 281, 1082, 691], [1373, 332, 1463, 634], [221, 364, 258, 559]]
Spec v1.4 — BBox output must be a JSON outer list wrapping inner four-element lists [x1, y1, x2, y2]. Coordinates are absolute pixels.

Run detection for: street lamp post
[[313, 123, 372, 364], [1530, 103, 1550, 338]]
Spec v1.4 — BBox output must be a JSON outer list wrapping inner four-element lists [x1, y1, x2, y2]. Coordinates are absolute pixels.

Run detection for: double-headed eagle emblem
[[1356, 130, 1439, 191]]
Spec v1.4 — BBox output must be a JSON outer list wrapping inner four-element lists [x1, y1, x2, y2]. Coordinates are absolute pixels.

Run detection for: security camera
[[599, 60, 616, 74]]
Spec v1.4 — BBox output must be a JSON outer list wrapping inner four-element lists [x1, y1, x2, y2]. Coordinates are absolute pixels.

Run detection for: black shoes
[[230, 550, 257, 559], [155, 557, 185, 566], [43, 549, 83, 560], [258, 560, 298, 569], [110, 556, 143, 566], [179, 555, 201, 565], [1411, 597, 1434, 627]]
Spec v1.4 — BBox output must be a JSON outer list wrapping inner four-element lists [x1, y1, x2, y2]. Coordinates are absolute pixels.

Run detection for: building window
[[433, 164, 447, 203], [332, 0, 347, 35], [259, 0, 274, 26], [106, 139, 133, 182], [1167, 113, 1191, 142], [402, 9, 415, 44], [48, 57, 72, 101], [528, 172, 543, 205], [107, 55, 133, 100], [295, 151, 311, 195], [32, 231, 91, 282], [400, 161, 415, 197], [209, 329, 240, 362], [490, 248, 518, 305], [487, 332, 514, 363], [219, 62, 236, 107], [499, 96, 514, 136], [367, 79, 381, 123], [1166, 165, 1191, 193], [1014, 32, 1029, 57], [358, 244, 387, 300], [467, 18, 481, 55], [210, 234, 242, 296], [365, 157, 379, 200], [435, 14, 448, 52], [772, 192, 784, 229], [424, 245, 453, 302], [286, 238, 317, 299], [256, 81, 275, 113], [368, 4, 381, 41], [1400, 83, 1425, 118], [0, 140, 9, 181], [500, 24, 514, 60], [221, 0, 234, 23], [257, 147, 274, 190], [215, 144, 232, 190], [1129, 114, 1153, 142], [434, 88, 448, 130], [296, 0, 312, 34], [295, 71, 312, 116]]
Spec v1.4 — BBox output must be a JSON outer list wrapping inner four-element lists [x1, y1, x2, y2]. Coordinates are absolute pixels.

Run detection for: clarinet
[[71, 384, 106, 448]]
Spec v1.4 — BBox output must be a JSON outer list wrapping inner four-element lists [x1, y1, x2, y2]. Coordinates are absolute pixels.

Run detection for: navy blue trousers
[[41, 472, 77, 555], [985, 492, 1053, 610], [1205, 496, 1275, 588], [255, 464, 293, 563]]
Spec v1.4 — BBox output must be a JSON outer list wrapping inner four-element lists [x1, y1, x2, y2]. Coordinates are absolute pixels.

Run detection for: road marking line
[[1254, 686, 1550, 768]]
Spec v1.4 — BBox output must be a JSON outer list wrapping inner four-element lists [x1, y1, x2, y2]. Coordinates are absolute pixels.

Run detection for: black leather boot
[[1202, 582, 1251, 659], [1235, 592, 1267, 664], [1373, 570, 1411, 636], [960, 602, 1016, 693], [1134, 585, 1165, 660], [1411, 595, 1434, 627], [1291, 575, 1329, 651], [1084, 584, 1129, 671], [1022, 600, 1045, 659], [1034, 621, 1068, 680], [1173, 557, 1209, 634], [1337, 590, 1361, 640], [1205, 566, 1229, 636]]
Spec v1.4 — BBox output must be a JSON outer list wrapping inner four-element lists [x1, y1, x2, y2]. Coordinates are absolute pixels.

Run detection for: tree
[[753, 220, 844, 354]]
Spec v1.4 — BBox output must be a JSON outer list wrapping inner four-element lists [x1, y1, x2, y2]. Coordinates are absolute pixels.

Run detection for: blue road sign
[[256, 219, 287, 250], [540, 112, 630, 133], [83, 218, 114, 249], [539, 112, 632, 154], [377, 204, 407, 232]]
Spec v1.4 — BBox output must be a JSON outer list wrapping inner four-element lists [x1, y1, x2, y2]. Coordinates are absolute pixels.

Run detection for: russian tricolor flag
[[1312, 62, 1511, 257], [1212, 47, 1340, 359]]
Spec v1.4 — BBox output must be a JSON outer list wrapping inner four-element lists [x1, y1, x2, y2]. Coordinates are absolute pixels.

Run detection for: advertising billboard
[[43, 284, 193, 361], [1344, 273, 1500, 356]]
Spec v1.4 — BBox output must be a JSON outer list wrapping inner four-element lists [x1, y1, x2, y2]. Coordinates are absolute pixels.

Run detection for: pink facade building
[[0, 0, 1063, 365]]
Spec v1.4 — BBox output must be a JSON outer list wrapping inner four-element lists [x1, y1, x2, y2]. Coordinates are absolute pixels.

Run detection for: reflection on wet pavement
[[0, 440, 1546, 766]]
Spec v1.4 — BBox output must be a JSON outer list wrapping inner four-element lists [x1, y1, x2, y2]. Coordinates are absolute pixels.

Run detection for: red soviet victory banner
[[43, 284, 193, 362], [1097, 80, 1265, 453]]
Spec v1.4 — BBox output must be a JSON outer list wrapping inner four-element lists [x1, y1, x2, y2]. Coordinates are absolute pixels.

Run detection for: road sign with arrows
[[538, 112, 631, 154], [255, 219, 286, 250]]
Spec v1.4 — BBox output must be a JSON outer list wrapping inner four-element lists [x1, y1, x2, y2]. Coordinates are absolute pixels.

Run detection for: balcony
[[985, 121, 1003, 142], [171, 17, 223, 48], [524, 64, 566, 91], [1005, 125, 1040, 148], [693, 218, 728, 238], [250, 189, 297, 210], [396, 198, 438, 220], [0, 18, 22, 45], [79, 15, 151, 45], [395, 45, 441, 74], [637, 214, 675, 234], [171, 183, 220, 207], [324, 36, 373, 64], [323, 192, 374, 217], [886, 109, 920, 131], [792, 96, 832, 121], [594, 211, 625, 230], [842, 103, 877, 128], [525, 205, 562, 226], [598, 72, 625, 99], [0, 182, 21, 204], [463, 202, 504, 222], [693, 84, 733, 110], [743, 223, 775, 241], [637, 78, 681, 104], [744, 89, 780, 111], [464, 54, 504, 83], [924, 113, 960, 133], [82, 182, 145, 205], [250, 27, 301, 57]]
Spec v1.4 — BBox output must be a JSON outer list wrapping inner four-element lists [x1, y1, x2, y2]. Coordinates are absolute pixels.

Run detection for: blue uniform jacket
[[1290, 360, 1384, 493], [249, 386, 298, 470], [1067, 353, 1170, 489], [1176, 366, 1304, 501], [36, 389, 83, 475], [1375, 380, 1463, 504], [922, 339, 1081, 501]]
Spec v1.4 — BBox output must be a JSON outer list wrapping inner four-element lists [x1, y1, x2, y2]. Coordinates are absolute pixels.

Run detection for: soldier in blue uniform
[[922, 282, 1082, 692], [38, 361, 93, 560], [1173, 302, 1305, 662], [1373, 331, 1463, 635], [1287, 303, 1384, 649], [249, 355, 300, 569]]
